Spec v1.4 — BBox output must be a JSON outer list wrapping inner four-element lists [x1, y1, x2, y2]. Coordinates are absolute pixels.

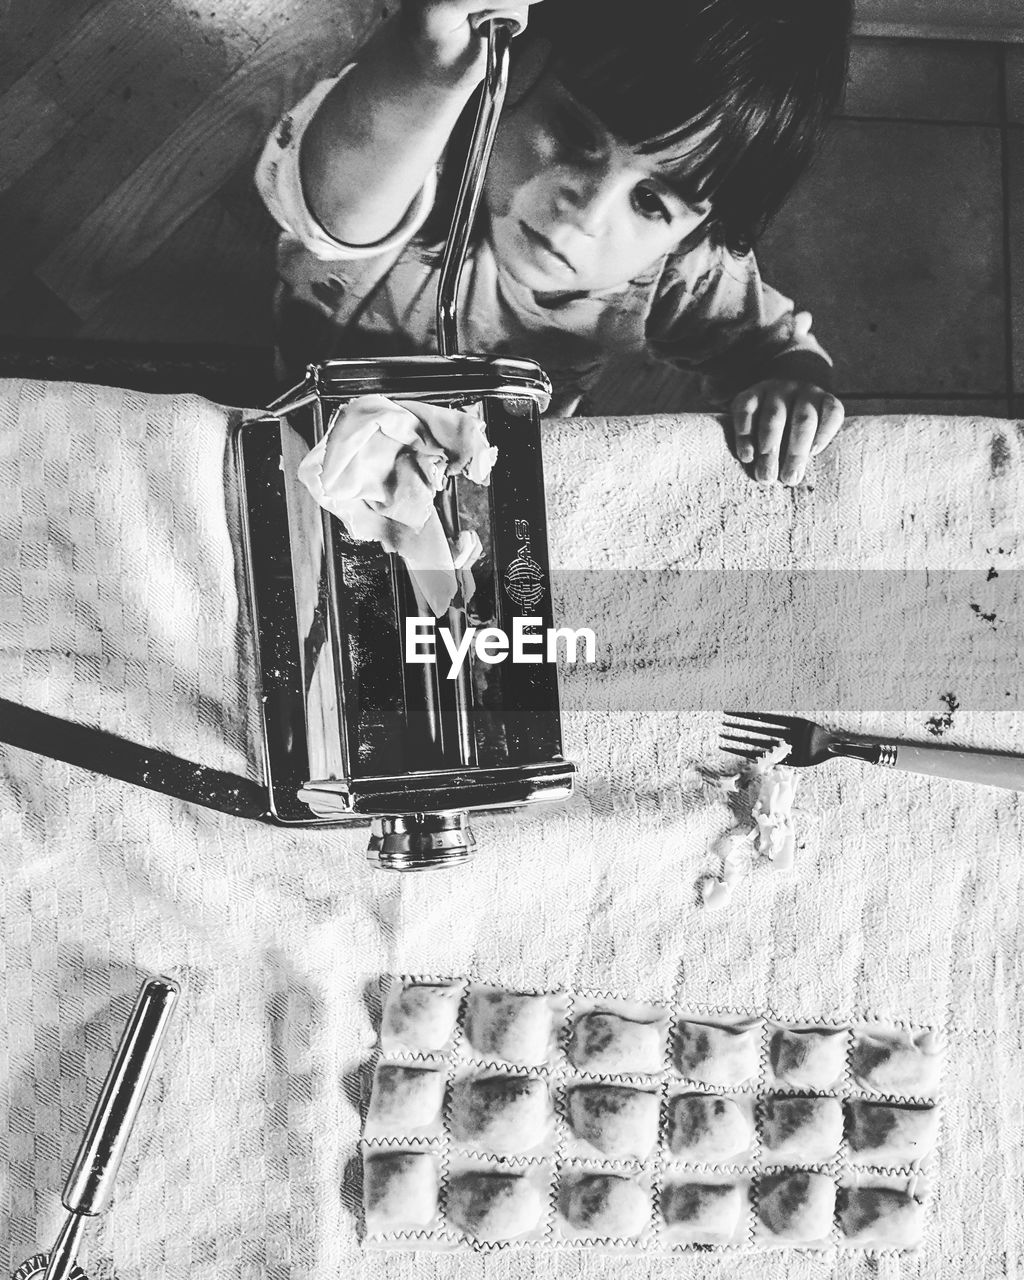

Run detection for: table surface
[[0, 379, 1021, 1280]]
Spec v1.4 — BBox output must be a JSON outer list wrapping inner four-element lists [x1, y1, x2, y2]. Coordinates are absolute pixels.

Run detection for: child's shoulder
[[656, 235, 737, 300]]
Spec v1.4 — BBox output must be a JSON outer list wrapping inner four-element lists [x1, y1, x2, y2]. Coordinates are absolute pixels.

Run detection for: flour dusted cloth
[[1, 377, 1022, 1280]]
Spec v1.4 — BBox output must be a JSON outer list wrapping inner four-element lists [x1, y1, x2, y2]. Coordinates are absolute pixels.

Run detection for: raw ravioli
[[563, 1173, 649, 1238], [757, 1169, 835, 1242], [367, 1063, 445, 1129], [666, 1094, 752, 1162], [760, 1096, 843, 1163], [363, 1151, 438, 1233], [465, 990, 553, 1066], [839, 1185, 926, 1247], [447, 1171, 544, 1240], [567, 1085, 659, 1160], [381, 982, 462, 1054], [850, 1029, 941, 1098], [662, 1182, 744, 1241], [847, 1101, 939, 1165], [676, 1019, 761, 1086], [568, 1011, 663, 1074], [770, 1026, 847, 1089], [450, 1074, 550, 1154]]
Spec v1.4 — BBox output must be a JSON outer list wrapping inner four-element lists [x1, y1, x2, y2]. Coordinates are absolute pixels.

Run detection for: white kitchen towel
[[0, 377, 1021, 1280]]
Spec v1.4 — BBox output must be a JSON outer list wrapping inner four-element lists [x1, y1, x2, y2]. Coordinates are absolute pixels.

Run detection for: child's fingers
[[730, 388, 760, 464], [779, 392, 820, 485], [809, 394, 845, 456], [754, 391, 789, 484]]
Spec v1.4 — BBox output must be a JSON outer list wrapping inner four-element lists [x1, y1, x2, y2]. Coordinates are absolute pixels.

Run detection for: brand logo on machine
[[503, 518, 545, 609]]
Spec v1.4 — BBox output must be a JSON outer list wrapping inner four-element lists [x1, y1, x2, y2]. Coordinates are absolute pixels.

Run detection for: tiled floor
[[0, 23, 1021, 418], [588, 35, 1024, 418]]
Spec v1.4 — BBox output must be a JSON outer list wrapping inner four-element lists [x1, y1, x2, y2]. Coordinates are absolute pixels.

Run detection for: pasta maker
[[234, 20, 575, 870]]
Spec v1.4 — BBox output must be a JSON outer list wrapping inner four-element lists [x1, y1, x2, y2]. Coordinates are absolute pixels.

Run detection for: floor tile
[[844, 397, 1009, 417], [854, 0, 1024, 43], [844, 37, 1001, 122], [1012, 398, 1024, 419], [1008, 47, 1024, 124], [1010, 130, 1024, 396], [757, 119, 1006, 396]]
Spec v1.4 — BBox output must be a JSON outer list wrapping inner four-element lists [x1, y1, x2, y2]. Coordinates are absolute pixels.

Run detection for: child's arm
[[646, 249, 843, 485], [300, 1, 535, 248]]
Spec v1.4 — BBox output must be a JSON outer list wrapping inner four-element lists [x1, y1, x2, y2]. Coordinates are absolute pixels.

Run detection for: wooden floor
[[0, 0, 382, 387], [0, 3, 1021, 415]]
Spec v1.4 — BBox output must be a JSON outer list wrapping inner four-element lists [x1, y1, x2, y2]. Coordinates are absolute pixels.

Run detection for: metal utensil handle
[[436, 18, 515, 356], [61, 977, 180, 1216]]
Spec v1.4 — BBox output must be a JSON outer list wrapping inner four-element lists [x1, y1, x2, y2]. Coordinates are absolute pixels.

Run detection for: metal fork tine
[[723, 710, 794, 730], [718, 743, 763, 762], [722, 723, 786, 743], [720, 732, 781, 750]]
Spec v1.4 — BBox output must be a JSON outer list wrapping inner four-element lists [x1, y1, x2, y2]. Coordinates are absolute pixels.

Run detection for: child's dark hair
[[531, 0, 853, 255], [419, 0, 852, 259]]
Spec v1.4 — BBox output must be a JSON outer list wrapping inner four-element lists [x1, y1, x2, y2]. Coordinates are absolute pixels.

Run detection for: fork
[[721, 712, 1024, 791]]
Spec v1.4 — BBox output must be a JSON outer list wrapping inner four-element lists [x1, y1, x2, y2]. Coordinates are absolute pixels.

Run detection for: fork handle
[[877, 742, 1024, 791]]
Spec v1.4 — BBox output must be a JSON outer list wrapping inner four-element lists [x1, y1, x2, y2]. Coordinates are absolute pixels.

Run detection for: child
[[256, 0, 852, 485]]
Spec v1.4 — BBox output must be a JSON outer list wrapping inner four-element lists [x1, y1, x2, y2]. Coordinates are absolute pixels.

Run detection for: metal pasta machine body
[[234, 21, 575, 869]]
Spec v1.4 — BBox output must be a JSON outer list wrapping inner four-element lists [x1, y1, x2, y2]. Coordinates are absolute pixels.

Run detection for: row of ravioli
[[381, 978, 943, 1098], [367, 1060, 939, 1167], [364, 1149, 928, 1250]]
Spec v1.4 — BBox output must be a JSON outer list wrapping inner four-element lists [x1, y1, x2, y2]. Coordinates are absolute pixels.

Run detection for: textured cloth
[[255, 73, 833, 413], [0, 377, 1022, 1280]]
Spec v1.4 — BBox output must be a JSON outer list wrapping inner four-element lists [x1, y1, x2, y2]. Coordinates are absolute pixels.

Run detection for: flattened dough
[[839, 1186, 926, 1247], [666, 1094, 752, 1162], [363, 1151, 438, 1232], [676, 1019, 761, 1087], [563, 1174, 649, 1238], [760, 1096, 843, 1163], [465, 990, 553, 1066], [447, 1172, 544, 1240], [367, 1063, 445, 1129], [770, 1026, 847, 1089], [567, 1085, 659, 1159], [847, 1101, 939, 1165], [382, 982, 462, 1054], [662, 1182, 744, 1240], [450, 1074, 550, 1154], [568, 1011, 663, 1074], [757, 1170, 835, 1242]]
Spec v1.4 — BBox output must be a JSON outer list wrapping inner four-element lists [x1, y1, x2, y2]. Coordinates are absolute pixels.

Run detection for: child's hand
[[401, 0, 539, 83], [730, 379, 844, 485]]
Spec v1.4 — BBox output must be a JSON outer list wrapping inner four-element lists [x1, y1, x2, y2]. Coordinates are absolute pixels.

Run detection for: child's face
[[485, 71, 712, 295]]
